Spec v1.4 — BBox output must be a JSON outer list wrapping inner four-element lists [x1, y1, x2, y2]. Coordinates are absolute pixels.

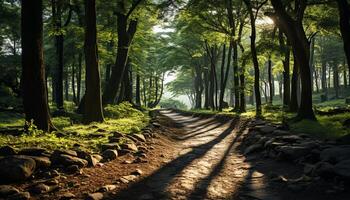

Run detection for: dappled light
[[1, 0, 350, 199]]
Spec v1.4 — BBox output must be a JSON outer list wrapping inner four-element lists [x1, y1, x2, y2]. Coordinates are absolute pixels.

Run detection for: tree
[[269, 0, 316, 120], [83, 0, 104, 123], [21, 0, 54, 131]]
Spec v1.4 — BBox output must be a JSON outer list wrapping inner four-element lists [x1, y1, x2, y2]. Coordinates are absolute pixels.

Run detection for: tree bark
[[135, 73, 141, 106], [83, 0, 104, 123], [336, 0, 350, 85], [279, 31, 291, 108], [270, 0, 316, 120], [102, 13, 138, 104], [290, 55, 299, 112], [21, 0, 54, 131]]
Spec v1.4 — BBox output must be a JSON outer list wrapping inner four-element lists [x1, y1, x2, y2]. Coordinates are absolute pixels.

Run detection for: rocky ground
[[1, 110, 350, 200]]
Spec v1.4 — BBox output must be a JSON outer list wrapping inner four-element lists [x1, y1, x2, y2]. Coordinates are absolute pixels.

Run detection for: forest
[[0, 0, 350, 200]]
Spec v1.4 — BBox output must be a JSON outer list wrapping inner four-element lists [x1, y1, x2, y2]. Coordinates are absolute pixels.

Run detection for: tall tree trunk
[[77, 52, 82, 104], [102, 13, 137, 104], [123, 60, 133, 103], [290, 55, 299, 112], [309, 37, 315, 92], [135, 73, 141, 106], [83, 0, 104, 123], [333, 61, 339, 99], [244, 0, 262, 116], [21, 0, 54, 131], [336, 0, 350, 84], [270, 0, 316, 120], [344, 59, 348, 88], [268, 57, 273, 104], [204, 68, 209, 109], [219, 44, 226, 111], [279, 31, 291, 108], [72, 60, 77, 104], [194, 64, 203, 109], [321, 56, 327, 94]]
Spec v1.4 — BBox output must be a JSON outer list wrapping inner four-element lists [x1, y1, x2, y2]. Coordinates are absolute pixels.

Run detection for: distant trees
[[21, 0, 54, 131]]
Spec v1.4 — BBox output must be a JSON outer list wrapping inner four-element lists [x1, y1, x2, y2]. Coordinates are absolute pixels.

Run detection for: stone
[[51, 154, 88, 168], [320, 146, 350, 163], [131, 169, 143, 176], [272, 130, 289, 136], [334, 159, 350, 178], [0, 146, 16, 156], [112, 131, 124, 138], [0, 185, 20, 197], [277, 135, 302, 143], [259, 125, 277, 134], [101, 143, 120, 151], [0, 155, 36, 182], [6, 192, 31, 200], [86, 154, 99, 167], [120, 142, 138, 152], [244, 143, 263, 155], [66, 165, 81, 174], [29, 183, 51, 194], [102, 149, 118, 161], [76, 149, 91, 160], [276, 145, 312, 160], [119, 175, 137, 183], [53, 149, 78, 157], [97, 184, 117, 192], [152, 122, 161, 127], [18, 147, 48, 156], [86, 192, 104, 200], [108, 137, 121, 143], [133, 134, 146, 142], [59, 192, 76, 200], [314, 162, 335, 178], [29, 156, 51, 169]]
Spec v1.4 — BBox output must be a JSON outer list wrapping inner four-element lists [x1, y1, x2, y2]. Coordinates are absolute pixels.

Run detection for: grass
[[0, 102, 149, 152]]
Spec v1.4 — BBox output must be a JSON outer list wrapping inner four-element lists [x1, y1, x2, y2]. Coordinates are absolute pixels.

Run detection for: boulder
[[276, 145, 312, 161], [59, 192, 76, 200], [53, 149, 78, 157], [320, 146, 350, 163], [120, 142, 138, 152], [133, 134, 146, 142], [97, 184, 117, 192], [86, 192, 104, 200], [51, 154, 88, 168], [7, 191, 31, 200], [112, 131, 124, 138], [66, 165, 81, 174], [29, 183, 52, 194], [244, 144, 263, 155], [101, 143, 120, 151], [86, 155, 99, 167], [102, 149, 118, 161], [18, 147, 48, 157], [0, 146, 16, 156], [277, 135, 302, 143], [0, 156, 36, 182], [272, 130, 289, 136], [334, 159, 350, 178], [0, 185, 20, 197], [29, 156, 51, 169]]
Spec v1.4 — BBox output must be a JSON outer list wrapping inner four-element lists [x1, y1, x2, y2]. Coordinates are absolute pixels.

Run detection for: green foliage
[[104, 101, 145, 119]]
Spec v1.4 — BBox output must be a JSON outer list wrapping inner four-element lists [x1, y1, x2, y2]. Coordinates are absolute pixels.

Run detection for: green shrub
[[104, 102, 144, 119]]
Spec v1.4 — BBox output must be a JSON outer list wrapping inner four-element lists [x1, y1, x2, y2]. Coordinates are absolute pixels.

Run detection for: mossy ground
[[0, 102, 149, 151]]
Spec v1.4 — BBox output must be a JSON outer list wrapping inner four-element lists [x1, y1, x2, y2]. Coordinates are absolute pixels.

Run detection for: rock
[[276, 145, 312, 161], [334, 159, 350, 178], [152, 122, 161, 127], [86, 155, 99, 167], [122, 160, 133, 164], [119, 175, 137, 183], [29, 183, 51, 194], [66, 165, 81, 174], [86, 192, 104, 200], [272, 130, 289, 136], [108, 137, 121, 143], [336, 134, 350, 145], [0, 146, 16, 156], [97, 184, 117, 192], [320, 146, 350, 163], [6, 192, 31, 200], [60, 192, 76, 200], [101, 143, 120, 151], [133, 134, 146, 142], [29, 156, 51, 169], [244, 144, 263, 155], [18, 147, 48, 156], [303, 164, 314, 175], [0, 155, 36, 182], [120, 142, 138, 152], [53, 149, 78, 157], [277, 135, 302, 143], [76, 149, 90, 160], [314, 162, 335, 178], [112, 131, 124, 138], [131, 169, 143, 176], [51, 154, 88, 168], [259, 125, 277, 134], [0, 185, 20, 197], [102, 149, 118, 161]]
